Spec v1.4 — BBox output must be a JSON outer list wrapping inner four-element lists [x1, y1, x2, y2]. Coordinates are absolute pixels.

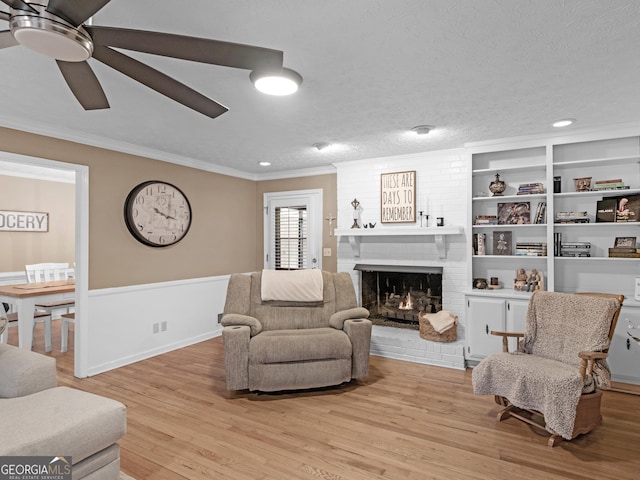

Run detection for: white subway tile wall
[[336, 149, 468, 369]]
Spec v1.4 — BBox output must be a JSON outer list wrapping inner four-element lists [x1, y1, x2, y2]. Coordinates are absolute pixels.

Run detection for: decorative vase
[[489, 173, 506, 196]]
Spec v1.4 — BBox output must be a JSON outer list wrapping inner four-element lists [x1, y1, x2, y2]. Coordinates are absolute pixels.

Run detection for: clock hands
[[153, 207, 176, 220]]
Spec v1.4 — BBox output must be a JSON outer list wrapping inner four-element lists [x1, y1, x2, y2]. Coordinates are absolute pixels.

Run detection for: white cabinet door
[[506, 299, 529, 351], [608, 306, 640, 386], [466, 296, 506, 361]]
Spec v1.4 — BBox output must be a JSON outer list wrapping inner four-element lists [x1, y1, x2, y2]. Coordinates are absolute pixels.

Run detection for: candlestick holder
[[351, 198, 360, 229]]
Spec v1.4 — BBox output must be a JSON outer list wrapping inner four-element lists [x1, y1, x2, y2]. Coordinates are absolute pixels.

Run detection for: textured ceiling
[[1, 0, 640, 178]]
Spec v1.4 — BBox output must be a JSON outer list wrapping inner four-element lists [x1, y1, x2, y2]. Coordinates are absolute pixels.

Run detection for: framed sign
[[381, 170, 416, 223], [0, 210, 49, 232]]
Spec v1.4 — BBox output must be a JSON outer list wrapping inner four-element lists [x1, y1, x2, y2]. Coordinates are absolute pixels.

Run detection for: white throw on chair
[[24, 263, 75, 352]]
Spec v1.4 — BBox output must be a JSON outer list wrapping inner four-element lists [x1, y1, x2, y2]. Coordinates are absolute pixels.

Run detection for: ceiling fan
[[0, 0, 301, 118]]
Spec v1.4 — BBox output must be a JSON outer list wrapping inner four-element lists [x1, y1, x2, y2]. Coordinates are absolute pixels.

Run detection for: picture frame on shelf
[[607, 194, 640, 223], [614, 237, 637, 248], [493, 230, 512, 255], [497, 202, 530, 225]]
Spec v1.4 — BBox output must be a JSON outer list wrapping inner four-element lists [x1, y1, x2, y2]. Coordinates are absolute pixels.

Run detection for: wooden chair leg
[[548, 434, 563, 447], [497, 404, 516, 422]]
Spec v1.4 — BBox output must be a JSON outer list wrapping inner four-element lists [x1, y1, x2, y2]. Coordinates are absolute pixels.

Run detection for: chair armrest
[[329, 307, 370, 329], [0, 344, 57, 398], [344, 318, 372, 379], [221, 313, 262, 336], [222, 325, 251, 390], [490, 331, 525, 353], [578, 351, 608, 377]]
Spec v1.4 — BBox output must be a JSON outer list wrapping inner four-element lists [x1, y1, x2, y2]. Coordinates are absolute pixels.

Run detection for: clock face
[[124, 181, 192, 247]]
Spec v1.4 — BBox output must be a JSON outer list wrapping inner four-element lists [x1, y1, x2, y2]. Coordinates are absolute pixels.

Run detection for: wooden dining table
[[0, 279, 75, 349]]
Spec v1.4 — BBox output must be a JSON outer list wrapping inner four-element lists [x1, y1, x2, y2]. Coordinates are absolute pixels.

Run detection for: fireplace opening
[[355, 265, 443, 330]]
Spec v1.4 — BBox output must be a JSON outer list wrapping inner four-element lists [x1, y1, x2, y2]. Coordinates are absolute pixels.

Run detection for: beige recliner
[[221, 270, 372, 392]]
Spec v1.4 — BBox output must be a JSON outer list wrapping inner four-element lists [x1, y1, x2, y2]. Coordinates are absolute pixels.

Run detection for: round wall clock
[[124, 180, 192, 247]]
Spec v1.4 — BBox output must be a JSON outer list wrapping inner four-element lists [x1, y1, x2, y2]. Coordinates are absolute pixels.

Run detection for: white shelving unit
[[464, 128, 640, 384]]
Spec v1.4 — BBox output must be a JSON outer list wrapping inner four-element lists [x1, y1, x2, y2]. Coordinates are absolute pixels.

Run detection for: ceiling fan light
[[250, 68, 302, 96], [10, 7, 93, 61]]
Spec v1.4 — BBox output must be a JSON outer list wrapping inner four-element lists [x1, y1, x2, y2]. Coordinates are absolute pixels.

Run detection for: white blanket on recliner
[[261, 269, 324, 302]]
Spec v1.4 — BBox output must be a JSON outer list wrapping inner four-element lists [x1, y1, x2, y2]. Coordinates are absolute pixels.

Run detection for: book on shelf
[[554, 232, 562, 256], [596, 199, 617, 222], [591, 186, 630, 191], [474, 233, 486, 255], [533, 201, 546, 224], [474, 215, 498, 225], [595, 178, 623, 184], [560, 251, 592, 257], [593, 180, 625, 189], [555, 211, 590, 223], [515, 242, 547, 256], [517, 183, 544, 195]]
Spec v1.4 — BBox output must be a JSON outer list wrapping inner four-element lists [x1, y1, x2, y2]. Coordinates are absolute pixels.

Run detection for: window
[[274, 206, 307, 269]]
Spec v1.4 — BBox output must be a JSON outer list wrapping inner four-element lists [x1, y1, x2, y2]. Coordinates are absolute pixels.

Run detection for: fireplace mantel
[[335, 226, 463, 259]]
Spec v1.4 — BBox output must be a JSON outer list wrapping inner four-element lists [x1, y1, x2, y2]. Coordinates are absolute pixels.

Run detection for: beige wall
[[0, 127, 338, 288], [0, 175, 75, 272], [256, 174, 337, 272], [0, 127, 258, 289]]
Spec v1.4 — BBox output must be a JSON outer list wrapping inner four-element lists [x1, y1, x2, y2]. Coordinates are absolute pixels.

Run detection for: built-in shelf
[[335, 226, 463, 259]]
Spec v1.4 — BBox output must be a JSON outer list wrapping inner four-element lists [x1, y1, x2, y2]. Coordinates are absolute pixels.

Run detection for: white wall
[[335, 149, 468, 369], [85, 275, 228, 375]]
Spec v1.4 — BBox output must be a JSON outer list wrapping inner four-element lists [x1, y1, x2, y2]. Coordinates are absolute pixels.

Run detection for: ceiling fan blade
[[56, 59, 110, 110], [46, 0, 111, 27], [0, 30, 17, 48], [1, 11, 10, 21], [0, 0, 36, 13], [92, 45, 228, 118], [87, 26, 284, 72]]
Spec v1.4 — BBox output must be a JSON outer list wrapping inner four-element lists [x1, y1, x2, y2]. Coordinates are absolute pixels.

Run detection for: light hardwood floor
[[8, 322, 640, 480]]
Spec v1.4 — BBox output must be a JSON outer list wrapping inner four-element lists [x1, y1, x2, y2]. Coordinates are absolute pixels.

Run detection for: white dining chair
[[24, 263, 75, 352]]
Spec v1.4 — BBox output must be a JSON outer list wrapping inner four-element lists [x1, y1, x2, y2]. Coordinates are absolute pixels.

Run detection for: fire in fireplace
[[355, 265, 443, 329]]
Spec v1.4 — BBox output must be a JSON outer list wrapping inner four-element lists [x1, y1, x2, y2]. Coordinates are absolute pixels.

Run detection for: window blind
[[274, 206, 308, 270]]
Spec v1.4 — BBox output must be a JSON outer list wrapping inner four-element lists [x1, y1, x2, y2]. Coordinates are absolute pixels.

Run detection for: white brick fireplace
[[335, 149, 468, 369]]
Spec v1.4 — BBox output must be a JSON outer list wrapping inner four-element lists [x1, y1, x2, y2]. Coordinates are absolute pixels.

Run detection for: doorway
[[0, 153, 88, 377], [263, 189, 323, 270]]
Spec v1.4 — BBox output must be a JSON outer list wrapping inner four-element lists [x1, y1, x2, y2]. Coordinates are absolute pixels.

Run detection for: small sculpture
[[369, 222, 376, 228], [489, 172, 506, 196], [514, 268, 527, 291]]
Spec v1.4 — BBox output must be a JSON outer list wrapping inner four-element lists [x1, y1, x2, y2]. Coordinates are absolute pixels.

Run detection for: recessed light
[[411, 125, 434, 135], [250, 68, 303, 96], [313, 142, 331, 151], [259, 161, 271, 167], [553, 118, 575, 128]]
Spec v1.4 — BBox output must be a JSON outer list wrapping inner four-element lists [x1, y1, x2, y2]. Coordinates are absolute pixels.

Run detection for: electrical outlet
[[161, 321, 167, 332], [635, 277, 640, 301], [323, 247, 332, 257], [152, 323, 159, 334]]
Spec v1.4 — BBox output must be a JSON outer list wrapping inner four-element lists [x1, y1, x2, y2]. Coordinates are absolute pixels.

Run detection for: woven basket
[[418, 311, 458, 342]]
